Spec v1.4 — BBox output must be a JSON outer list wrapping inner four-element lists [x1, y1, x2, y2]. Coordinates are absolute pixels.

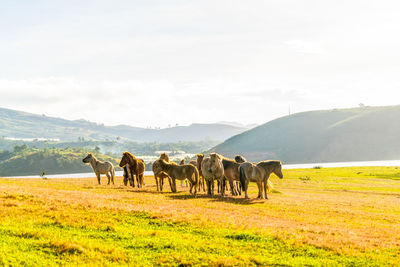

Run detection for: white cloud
[[1, 1, 400, 128], [283, 40, 325, 55]]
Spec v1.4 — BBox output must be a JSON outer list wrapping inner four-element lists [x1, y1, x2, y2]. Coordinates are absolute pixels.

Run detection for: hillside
[[0, 107, 248, 142], [211, 105, 400, 163], [0, 146, 122, 176]]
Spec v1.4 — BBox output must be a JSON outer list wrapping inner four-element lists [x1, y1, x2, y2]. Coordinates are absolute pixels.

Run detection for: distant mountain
[[217, 121, 258, 129], [211, 105, 400, 163], [0, 107, 248, 143]]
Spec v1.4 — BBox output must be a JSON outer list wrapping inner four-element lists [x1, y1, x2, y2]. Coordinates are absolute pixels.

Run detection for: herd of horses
[[82, 151, 283, 199]]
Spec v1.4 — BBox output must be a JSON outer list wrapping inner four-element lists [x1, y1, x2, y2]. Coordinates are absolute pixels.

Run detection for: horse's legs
[[160, 177, 164, 191], [154, 175, 159, 191], [123, 175, 128, 186], [96, 173, 101, 185], [168, 177, 174, 192], [236, 181, 242, 195], [172, 178, 177, 193], [228, 180, 236, 196], [221, 177, 226, 196], [256, 182, 263, 198], [140, 174, 144, 188], [192, 178, 197, 196], [244, 180, 249, 199], [129, 171, 135, 187], [263, 179, 269, 200], [206, 179, 211, 195], [106, 173, 111, 185]]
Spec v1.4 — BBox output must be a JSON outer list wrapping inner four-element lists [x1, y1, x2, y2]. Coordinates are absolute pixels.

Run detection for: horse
[[82, 153, 115, 185], [119, 152, 146, 188], [152, 153, 175, 192], [153, 159, 199, 196], [239, 160, 283, 199], [201, 153, 225, 196], [221, 156, 242, 196], [195, 154, 206, 192]]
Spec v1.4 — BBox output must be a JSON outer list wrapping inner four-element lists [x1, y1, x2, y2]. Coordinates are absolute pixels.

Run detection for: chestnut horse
[[119, 152, 145, 188]]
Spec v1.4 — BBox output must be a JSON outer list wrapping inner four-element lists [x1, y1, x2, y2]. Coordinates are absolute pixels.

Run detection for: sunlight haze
[[1, 0, 399, 127]]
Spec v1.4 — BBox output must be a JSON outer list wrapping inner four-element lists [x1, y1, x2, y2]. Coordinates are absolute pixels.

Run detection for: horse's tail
[[266, 179, 273, 193], [193, 167, 199, 186], [239, 165, 246, 191]]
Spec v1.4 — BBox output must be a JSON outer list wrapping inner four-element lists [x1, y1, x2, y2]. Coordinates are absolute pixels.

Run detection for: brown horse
[[119, 152, 145, 188], [153, 159, 199, 196], [221, 156, 243, 196], [152, 153, 175, 192], [240, 160, 283, 199]]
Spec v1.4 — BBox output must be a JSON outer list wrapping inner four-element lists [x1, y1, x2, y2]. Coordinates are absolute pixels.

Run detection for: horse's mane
[[221, 155, 235, 163], [160, 153, 170, 162], [123, 151, 137, 161], [87, 153, 98, 161], [259, 160, 282, 166]]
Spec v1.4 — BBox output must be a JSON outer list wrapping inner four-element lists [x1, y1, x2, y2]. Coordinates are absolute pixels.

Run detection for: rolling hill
[[0, 107, 248, 143], [211, 105, 400, 163]]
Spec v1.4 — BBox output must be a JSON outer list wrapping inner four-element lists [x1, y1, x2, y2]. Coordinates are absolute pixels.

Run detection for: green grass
[[0, 209, 389, 267]]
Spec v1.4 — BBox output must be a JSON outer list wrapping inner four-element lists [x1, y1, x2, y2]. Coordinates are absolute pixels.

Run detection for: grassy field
[[1, 167, 400, 266]]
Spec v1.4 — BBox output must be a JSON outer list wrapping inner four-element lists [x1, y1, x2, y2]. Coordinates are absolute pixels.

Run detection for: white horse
[[201, 153, 225, 196], [82, 153, 115, 185]]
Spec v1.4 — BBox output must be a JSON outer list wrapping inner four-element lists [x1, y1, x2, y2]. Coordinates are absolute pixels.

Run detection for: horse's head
[[273, 161, 284, 179], [152, 159, 162, 174], [196, 153, 204, 164], [160, 152, 170, 162], [119, 153, 129, 167], [153, 159, 168, 174], [82, 153, 93, 164], [208, 153, 222, 173], [234, 155, 247, 163]]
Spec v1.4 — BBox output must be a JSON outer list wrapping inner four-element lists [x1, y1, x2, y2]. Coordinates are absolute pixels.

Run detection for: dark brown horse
[[119, 152, 145, 188], [234, 155, 247, 163], [192, 154, 206, 192]]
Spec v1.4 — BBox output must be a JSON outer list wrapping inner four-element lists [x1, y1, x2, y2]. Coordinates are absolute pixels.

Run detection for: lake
[[3, 159, 400, 179]]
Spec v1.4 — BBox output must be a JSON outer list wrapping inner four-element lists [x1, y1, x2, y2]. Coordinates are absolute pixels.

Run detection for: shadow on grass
[[81, 184, 271, 204], [166, 193, 264, 205]]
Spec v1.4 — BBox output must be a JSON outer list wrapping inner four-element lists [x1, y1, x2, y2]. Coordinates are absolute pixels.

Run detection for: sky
[[1, 0, 400, 128]]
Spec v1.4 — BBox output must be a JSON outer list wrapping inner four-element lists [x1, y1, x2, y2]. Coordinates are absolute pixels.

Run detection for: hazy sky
[[1, 0, 400, 128]]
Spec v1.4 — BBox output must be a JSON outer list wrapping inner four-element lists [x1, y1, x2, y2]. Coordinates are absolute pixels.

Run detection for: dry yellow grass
[[1, 166, 400, 265]]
